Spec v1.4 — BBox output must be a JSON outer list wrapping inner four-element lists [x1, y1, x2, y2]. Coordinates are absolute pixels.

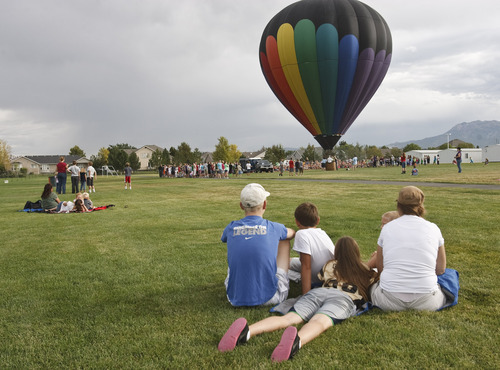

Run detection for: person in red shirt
[[56, 156, 68, 194]]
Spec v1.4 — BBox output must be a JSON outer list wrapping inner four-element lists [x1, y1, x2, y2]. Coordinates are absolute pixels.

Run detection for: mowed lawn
[[1, 163, 499, 368]]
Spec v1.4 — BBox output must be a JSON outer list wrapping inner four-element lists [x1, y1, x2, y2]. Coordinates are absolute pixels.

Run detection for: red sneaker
[[271, 326, 300, 362], [218, 318, 249, 352]]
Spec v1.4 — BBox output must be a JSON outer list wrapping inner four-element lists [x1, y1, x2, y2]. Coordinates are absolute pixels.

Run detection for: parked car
[[255, 159, 274, 173]]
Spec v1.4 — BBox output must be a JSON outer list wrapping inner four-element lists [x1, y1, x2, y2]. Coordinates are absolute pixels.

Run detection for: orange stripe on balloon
[[277, 24, 321, 134], [265, 36, 318, 136]]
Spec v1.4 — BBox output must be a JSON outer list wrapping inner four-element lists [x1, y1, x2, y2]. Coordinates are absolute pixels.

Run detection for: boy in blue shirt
[[221, 183, 295, 306]]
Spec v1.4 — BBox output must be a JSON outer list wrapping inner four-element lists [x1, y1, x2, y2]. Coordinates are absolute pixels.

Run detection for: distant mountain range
[[389, 120, 500, 149]]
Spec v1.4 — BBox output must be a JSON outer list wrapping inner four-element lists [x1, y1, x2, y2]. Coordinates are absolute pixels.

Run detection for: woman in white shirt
[[370, 186, 447, 311]]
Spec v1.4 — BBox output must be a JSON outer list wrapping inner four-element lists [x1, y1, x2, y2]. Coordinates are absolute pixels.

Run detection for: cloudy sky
[[1, 0, 499, 156]]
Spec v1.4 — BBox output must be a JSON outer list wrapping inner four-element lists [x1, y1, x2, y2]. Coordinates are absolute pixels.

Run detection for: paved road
[[273, 177, 500, 190]]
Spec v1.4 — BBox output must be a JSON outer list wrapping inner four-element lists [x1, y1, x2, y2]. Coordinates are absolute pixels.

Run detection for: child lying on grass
[[218, 236, 378, 362]]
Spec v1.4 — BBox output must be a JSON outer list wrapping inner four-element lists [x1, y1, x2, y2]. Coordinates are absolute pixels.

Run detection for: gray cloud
[[1, 0, 499, 156]]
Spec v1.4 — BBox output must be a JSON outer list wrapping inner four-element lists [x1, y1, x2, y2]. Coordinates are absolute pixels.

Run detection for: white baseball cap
[[240, 183, 270, 208]]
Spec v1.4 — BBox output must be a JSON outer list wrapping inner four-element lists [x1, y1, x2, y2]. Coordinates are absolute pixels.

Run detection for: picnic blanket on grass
[[19, 204, 115, 213]]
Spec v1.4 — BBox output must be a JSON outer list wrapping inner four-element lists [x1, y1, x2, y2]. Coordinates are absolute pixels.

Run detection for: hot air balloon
[[259, 0, 392, 150]]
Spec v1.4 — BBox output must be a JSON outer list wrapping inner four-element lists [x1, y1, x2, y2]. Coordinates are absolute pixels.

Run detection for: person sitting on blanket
[[370, 186, 448, 311], [288, 202, 335, 295], [218, 236, 378, 363], [41, 183, 62, 211]]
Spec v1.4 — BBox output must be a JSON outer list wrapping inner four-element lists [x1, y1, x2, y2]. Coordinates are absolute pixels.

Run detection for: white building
[[405, 150, 440, 163], [483, 144, 500, 162], [405, 148, 483, 164], [437, 148, 482, 164]]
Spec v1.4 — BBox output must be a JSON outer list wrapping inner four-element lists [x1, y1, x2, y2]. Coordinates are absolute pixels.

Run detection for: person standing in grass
[[400, 153, 406, 174], [124, 162, 132, 190], [455, 147, 462, 173], [86, 161, 97, 193], [56, 156, 68, 194], [289, 202, 335, 295], [370, 186, 447, 311], [68, 160, 80, 194], [218, 236, 378, 363], [221, 183, 295, 307], [80, 167, 87, 191]]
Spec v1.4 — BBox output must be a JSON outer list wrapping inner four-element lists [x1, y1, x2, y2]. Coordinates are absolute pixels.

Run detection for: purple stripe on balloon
[[342, 51, 391, 134], [341, 48, 375, 128]]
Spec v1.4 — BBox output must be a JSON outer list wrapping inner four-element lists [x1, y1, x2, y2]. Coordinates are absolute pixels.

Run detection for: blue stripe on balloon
[[316, 23, 339, 135], [332, 35, 358, 134]]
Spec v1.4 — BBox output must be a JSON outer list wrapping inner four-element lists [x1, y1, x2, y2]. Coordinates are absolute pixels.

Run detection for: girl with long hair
[[218, 236, 378, 363]]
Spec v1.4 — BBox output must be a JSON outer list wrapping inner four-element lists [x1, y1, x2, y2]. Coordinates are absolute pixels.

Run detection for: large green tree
[[213, 137, 230, 162], [228, 144, 242, 163], [0, 139, 12, 172], [176, 142, 194, 164], [112, 143, 136, 149], [149, 149, 163, 169], [161, 148, 171, 165], [128, 152, 141, 170], [403, 143, 422, 152], [302, 144, 318, 162], [107, 146, 128, 170], [69, 145, 85, 157], [264, 144, 286, 164], [365, 145, 383, 159], [192, 148, 203, 164], [89, 147, 109, 169]]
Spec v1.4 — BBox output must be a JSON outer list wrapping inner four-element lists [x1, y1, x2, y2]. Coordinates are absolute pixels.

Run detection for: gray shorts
[[292, 288, 356, 323], [264, 268, 290, 305], [370, 281, 447, 311]]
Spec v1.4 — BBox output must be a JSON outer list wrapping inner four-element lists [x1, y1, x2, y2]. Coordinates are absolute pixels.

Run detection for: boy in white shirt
[[289, 202, 335, 295]]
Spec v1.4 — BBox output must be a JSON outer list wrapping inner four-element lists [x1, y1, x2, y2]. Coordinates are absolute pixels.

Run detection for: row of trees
[[72, 142, 206, 172]]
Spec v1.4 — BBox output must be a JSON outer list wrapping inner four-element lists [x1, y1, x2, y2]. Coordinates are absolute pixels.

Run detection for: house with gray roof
[[11, 155, 89, 175]]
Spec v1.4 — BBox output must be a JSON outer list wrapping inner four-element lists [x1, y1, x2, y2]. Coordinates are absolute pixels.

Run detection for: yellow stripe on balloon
[[277, 23, 321, 134]]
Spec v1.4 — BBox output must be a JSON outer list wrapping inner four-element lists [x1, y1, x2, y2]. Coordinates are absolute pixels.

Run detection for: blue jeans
[[56, 172, 67, 194], [457, 159, 462, 173]]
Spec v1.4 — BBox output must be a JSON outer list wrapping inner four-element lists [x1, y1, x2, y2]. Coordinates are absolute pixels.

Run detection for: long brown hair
[[332, 236, 378, 301], [41, 183, 53, 199], [74, 199, 86, 212]]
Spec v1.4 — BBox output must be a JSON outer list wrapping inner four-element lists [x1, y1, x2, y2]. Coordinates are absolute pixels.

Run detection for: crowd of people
[[153, 159, 344, 179], [218, 183, 456, 362]]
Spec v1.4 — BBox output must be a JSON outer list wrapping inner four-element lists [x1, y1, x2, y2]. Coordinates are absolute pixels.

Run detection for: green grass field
[[1, 163, 499, 368]]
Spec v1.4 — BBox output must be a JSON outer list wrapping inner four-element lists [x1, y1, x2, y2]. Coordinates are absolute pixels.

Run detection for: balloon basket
[[326, 162, 336, 171]]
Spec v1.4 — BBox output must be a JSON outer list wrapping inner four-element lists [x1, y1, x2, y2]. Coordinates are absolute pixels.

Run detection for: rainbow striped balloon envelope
[[259, 0, 392, 150]]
